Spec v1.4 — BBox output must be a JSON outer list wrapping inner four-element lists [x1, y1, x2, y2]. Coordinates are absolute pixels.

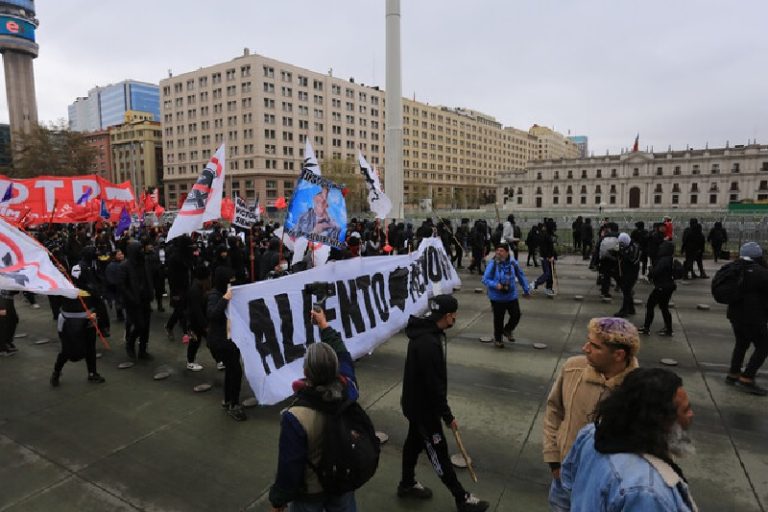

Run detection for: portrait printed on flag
[[285, 169, 347, 247]]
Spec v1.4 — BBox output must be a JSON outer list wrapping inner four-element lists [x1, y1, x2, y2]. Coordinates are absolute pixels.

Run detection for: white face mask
[[280, 263, 288, 271]]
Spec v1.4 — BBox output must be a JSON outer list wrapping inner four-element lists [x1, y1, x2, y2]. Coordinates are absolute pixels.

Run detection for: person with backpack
[[482, 242, 531, 348], [398, 294, 489, 512], [596, 223, 620, 299], [717, 242, 768, 396], [269, 307, 370, 511], [614, 233, 640, 318], [638, 240, 677, 337]]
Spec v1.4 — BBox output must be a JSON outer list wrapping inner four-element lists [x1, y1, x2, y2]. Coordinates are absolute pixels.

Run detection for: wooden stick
[[451, 425, 478, 483]]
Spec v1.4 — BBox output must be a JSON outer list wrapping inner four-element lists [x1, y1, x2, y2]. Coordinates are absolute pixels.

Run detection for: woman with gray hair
[[269, 308, 360, 512]]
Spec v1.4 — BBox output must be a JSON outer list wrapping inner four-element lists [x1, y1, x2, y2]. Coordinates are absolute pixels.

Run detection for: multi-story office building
[[497, 143, 768, 211], [159, 50, 576, 210], [109, 111, 162, 197], [529, 125, 581, 161], [568, 135, 588, 158], [68, 80, 161, 132], [82, 129, 111, 180]]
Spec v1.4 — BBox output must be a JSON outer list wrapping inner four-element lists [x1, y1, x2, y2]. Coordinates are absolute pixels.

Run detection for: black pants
[[582, 241, 593, 261], [401, 417, 466, 504], [211, 341, 243, 405], [165, 297, 188, 332], [526, 247, 538, 266], [0, 298, 18, 350], [639, 252, 648, 275], [491, 300, 521, 341], [187, 335, 202, 363], [643, 287, 674, 331], [126, 304, 152, 354], [54, 325, 97, 375], [470, 248, 485, 274], [511, 243, 519, 262], [712, 243, 723, 263], [618, 276, 637, 314], [573, 233, 581, 251], [730, 322, 768, 379]]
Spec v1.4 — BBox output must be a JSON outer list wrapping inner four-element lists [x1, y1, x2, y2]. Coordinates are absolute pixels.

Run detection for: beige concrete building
[[497, 143, 768, 211], [528, 125, 581, 161], [160, 50, 576, 211], [110, 111, 162, 197]]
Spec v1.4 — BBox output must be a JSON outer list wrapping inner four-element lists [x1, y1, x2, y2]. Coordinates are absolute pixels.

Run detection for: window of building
[[595, 196, 601, 205], [580, 196, 587, 205], [730, 194, 739, 202], [674, 166, 681, 175], [553, 196, 559, 205], [656, 167, 663, 176], [536, 172, 542, 180], [655, 184, 663, 193], [554, 171, 559, 179], [609, 196, 616, 205], [654, 194, 662, 204], [690, 194, 698, 204], [691, 183, 699, 192], [566, 196, 573, 205], [711, 163, 720, 174], [633, 168, 639, 177], [672, 184, 681, 193], [595, 185, 602, 194], [692, 164, 700, 175], [611, 169, 618, 178], [596, 169, 602, 178], [672, 194, 679, 205], [762, 161, 768, 171], [732, 163, 740, 173], [517, 197, 522, 205], [581, 169, 587, 178], [567, 170, 573, 179], [709, 194, 718, 204], [263, 66, 274, 78]]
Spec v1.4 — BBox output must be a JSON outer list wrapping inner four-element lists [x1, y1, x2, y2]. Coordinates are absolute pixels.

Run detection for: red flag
[[274, 196, 287, 209], [154, 204, 165, 218], [632, 134, 639, 153], [143, 192, 156, 212]]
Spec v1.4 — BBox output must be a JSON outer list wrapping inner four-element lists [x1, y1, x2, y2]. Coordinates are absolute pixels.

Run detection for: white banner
[[0, 218, 80, 298], [228, 237, 460, 405], [233, 196, 259, 228]]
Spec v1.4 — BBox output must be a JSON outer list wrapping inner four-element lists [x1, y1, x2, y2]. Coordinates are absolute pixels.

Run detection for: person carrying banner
[[482, 243, 531, 348], [268, 307, 361, 512], [399, 294, 489, 512], [119, 240, 154, 360], [208, 266, 246, 421], [50, 267, 106, 387]]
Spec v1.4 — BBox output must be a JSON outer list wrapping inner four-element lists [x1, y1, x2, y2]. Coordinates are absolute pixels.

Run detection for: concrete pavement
[[1, 254, 766, 511]]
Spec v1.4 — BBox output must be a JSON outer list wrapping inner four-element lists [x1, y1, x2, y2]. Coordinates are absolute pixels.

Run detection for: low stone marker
[[193, 383, 212, 393], [660, 358, 678, 367], [697, 304, 710, 311], [117, 361, 134, 369], [153, 372, 170, 381]]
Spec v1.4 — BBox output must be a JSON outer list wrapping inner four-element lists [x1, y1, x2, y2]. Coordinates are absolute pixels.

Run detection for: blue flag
[[115, 207, 131, 237], [100, 198, 110, 219], [76, 186, 93, 205], [284, 167, 347, 248], [1, 183, 13, 203]]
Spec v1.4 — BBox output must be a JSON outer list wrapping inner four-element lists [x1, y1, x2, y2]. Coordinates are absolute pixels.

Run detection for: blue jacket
[[482, 256, 530, 301], [561, 424, 698, 512]]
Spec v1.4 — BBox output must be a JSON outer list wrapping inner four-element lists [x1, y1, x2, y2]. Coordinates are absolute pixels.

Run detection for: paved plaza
[[1, 254, 766, 512]]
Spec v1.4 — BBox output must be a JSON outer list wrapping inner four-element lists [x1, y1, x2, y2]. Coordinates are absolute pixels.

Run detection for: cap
[[740, 241, 763, 260], [428, 294, 459, 320]]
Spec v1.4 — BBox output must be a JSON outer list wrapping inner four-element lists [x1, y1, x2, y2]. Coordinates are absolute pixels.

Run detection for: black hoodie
[[401, 315, 454, 424], [649, 241, 676, 291], [118, 240, 153, 307], [206, 266, 233, 351]]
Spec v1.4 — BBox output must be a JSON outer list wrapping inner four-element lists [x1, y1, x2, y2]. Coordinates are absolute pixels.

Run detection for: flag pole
[[249, 225, 256, 282]]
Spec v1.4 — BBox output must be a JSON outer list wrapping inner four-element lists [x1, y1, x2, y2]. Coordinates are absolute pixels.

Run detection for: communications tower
[[0, 0, 39, 145]]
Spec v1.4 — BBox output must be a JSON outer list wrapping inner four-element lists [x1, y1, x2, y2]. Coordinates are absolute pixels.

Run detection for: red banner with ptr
[[0, 175, 137, 225]]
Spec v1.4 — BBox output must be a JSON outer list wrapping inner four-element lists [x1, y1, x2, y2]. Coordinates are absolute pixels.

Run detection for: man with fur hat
[[543, 317, 640, 511], [398, 294, 489, 512]]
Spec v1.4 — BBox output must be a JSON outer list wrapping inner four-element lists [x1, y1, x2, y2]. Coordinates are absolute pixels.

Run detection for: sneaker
[[397, 481, 433, 500], [50, 371, 60, 387], [637, 327, 650, 335], [87, 373, 106, 384], [494, 340, 505, 349], [186, 362, 204, 372], [31, 303, 41, 309], [0, 350, 15, 358], [737, 380, 768, 396], [217, 361, 226, 371], [457, 493, 489, 512], [545, 288, 555, 297], [503, 328, 515, 342], [226, 403, 247, 421], [657, 329, 674, 337]]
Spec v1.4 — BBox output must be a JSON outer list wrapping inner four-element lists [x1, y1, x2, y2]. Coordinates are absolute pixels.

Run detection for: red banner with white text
[[0, 175, 137, 225]]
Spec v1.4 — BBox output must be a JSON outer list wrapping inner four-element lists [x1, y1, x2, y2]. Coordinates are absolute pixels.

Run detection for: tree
[[10, 120, 97, 177], [321, 157, 368, 214]]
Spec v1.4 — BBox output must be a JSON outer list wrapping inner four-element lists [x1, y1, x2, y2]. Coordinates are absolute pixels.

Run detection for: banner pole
[[249, 225, 256, 282]]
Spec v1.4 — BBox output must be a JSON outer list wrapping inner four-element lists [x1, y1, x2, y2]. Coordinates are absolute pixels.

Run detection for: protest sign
[[233, 196, 259, 228], [284, 168, 347, 248]]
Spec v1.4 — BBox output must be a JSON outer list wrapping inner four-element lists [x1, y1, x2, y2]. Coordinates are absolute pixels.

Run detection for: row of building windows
[[535, 162, 768, 180]]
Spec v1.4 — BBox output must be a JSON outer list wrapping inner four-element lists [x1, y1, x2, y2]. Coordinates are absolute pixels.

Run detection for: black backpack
[[671, 259, 685, 280], [712, 261, 746, 305], [296, 397, 380, 495]]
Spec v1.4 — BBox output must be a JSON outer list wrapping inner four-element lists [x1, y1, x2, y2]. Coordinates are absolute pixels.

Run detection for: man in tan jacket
[[543, 317, 640, 511]]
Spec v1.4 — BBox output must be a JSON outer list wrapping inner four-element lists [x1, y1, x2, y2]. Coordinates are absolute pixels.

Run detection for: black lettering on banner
[[336, 279, 366, 338], [371, 272, 390, 321], [275, 293, 306, 363], [426, 246, 443, 282], [355, 275, 376, 329], [437, 247, 453, 280], [389, 267, 409, 311], [409, 261, 427, 302], [302, 282, 337, 344], [248, 298, 284, 375]]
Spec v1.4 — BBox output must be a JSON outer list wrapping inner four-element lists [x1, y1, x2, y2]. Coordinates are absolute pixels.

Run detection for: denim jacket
[[482, 256, 530, 301], [561, 424, 698, 512]]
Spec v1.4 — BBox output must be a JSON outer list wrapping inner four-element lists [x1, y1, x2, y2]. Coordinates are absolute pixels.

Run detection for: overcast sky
[[2, 0, 766, 155]]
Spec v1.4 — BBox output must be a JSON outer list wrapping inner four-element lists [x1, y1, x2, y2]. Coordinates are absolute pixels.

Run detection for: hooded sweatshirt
[[206, 266, 233, 351]]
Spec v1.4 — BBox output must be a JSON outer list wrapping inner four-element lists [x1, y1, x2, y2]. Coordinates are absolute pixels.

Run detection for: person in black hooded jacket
[[119, 240, 154, 359], [208, 266, 246, 421], [399, 294, 489, 512], [638, 240, 676, 337]]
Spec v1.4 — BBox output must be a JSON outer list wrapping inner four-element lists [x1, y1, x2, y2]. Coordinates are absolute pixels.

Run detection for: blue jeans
[[289, 492, 357, 512], [548, 478, 570, 512], [535, 259, 553, 290]]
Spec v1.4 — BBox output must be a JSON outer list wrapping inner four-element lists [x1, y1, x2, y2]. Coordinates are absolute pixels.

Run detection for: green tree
[[321, 157, 367, 214], [10, 120, 97, 177]]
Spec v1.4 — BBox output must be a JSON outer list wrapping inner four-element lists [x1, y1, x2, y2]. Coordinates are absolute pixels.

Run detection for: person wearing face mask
[[208, 266, 246, 421], [119, 240, 154, 360], [398, 294, 489, 512], [724, 242, 768, 396], [481, 242, 531, 348]]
